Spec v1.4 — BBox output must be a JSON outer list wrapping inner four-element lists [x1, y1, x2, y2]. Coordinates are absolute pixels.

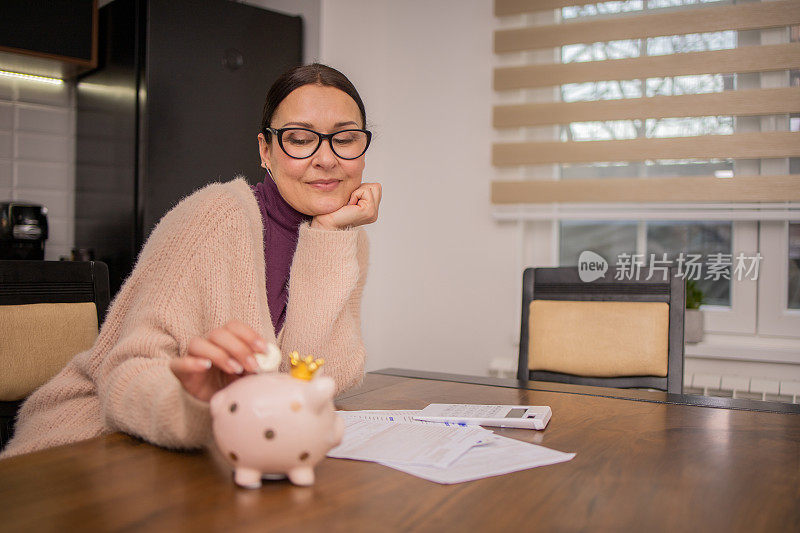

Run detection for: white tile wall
[[0, 76, 75, 260], [16, 82, 71, 107], [15, 161, 70, 189], [0, 103, 12, 129], [0, 82, 13, 101], [14, 187, 71, 215], [16, 132, 72, 163], [0, 159, 10, 189], [17, 106, 70, 135], [0, 132, 11, 159]]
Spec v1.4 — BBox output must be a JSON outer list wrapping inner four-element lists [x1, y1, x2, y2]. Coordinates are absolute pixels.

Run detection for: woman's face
[[258, 84, 365, 216]]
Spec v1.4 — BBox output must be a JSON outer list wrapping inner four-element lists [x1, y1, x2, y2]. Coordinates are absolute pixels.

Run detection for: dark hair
[[261, 63, 366, 140]]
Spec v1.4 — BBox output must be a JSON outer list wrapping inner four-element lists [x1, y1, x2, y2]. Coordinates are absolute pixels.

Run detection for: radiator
[[685, 373, 800, 404], [488, 358, 800, 404]]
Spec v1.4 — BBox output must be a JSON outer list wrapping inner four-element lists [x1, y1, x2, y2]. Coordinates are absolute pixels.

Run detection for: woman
[[1, 63, 379, 458]]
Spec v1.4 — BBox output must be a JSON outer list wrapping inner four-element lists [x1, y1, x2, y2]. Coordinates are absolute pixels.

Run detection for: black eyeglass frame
[[265, 127, 372, 160]]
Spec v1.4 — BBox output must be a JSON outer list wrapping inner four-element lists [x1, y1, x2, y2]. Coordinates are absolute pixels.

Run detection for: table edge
[[371, 368, 800, 415]]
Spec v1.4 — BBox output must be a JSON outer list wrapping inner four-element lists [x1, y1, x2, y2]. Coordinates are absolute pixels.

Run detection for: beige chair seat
[[0, 260, 109, 450], [0, 302, 99, 401], [528, 300, 669, 378], [517, 266, 684, 393]]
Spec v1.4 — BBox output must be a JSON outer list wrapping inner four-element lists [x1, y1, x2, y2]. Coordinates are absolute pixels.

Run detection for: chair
[[518, 266, 684, 393], [0, 260, 110, 448]]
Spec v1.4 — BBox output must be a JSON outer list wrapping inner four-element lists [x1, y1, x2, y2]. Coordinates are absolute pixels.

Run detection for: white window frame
[[548, 217, 800, 341], [550, 219, 759, 335], [501, 3, 800, 364], [758, 221, 800, 337], [701, 221, 758, 335]]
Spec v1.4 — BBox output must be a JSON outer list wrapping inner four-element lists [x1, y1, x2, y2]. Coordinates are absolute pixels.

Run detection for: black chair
[[518, 266, 684, 393], [0, 260, 110, 449]]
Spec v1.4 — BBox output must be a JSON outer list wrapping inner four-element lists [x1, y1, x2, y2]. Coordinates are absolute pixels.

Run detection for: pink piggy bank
[[209, 373, 344, 488]]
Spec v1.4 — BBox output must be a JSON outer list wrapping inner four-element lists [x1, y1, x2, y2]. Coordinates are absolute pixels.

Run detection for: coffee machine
[[0, 202, 49, 260]]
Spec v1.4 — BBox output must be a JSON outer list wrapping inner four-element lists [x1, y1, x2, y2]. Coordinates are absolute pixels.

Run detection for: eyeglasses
[[266, 127, 372, 160]]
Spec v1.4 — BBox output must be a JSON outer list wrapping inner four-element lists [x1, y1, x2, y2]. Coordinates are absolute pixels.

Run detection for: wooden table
[[1, 369, 798, 532]]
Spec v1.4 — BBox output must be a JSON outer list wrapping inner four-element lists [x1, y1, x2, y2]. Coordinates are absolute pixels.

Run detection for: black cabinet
[[76, 0, 302, 295], [0, 0, 98, 79]]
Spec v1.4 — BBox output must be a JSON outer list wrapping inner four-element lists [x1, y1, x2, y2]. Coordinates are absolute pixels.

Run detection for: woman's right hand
[[169, 320, 267, 402]]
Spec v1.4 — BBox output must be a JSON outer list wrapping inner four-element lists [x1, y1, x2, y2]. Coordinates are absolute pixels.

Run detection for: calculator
[[413, 404, 552, 430]]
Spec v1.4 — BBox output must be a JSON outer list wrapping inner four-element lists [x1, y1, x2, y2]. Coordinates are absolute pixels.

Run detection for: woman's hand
[[169, 320, 267, 402], [311, 182, 381, 231]]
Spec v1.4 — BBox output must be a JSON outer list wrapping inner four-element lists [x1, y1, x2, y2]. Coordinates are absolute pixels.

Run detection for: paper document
[[336, 410, 425, 424], [329, 409, 575, 484], [339, 409, 504, 428], [383, 434, 576, 484], [328, 418, 493, 468]]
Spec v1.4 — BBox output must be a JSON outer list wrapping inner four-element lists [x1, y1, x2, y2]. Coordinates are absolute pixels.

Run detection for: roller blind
[[491, 0, 800, 218]]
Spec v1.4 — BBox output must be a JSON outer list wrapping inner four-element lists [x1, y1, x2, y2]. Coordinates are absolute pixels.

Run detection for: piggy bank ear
[[209, 390, 226, 416], [305, 376, 335, 413]]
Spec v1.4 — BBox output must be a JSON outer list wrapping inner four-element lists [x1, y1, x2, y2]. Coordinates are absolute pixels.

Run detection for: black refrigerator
[[76, 0, 302, 295]]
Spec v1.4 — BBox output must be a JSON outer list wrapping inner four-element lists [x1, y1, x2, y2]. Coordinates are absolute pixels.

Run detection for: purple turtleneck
[[251, 175, 311, 332]]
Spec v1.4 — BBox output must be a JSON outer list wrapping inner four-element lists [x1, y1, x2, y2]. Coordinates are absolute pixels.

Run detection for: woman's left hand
[[311, 182, 381, 230]]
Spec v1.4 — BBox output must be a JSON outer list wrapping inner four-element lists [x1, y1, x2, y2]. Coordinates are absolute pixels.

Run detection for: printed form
[[328, 418, 492, 468], [336, 410, 427, 424], [330, 410, 575, 484], [383, 435, 575, 484]]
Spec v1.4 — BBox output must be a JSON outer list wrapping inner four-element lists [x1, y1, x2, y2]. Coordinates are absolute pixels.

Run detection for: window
[[556, 1, 750, 329], [789, 223, 800, 310], [646, 221, 732, 306], [492, 0, 800, 346], [559, 221, 636, 266]]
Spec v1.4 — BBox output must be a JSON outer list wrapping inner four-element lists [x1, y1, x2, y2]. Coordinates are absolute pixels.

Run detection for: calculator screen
[[505, 408, 526, 418]]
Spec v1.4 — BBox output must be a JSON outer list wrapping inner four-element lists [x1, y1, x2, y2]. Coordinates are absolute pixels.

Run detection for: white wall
[[0, 77, 76, 261], [1, 0, 519, 376], [320, 0, 520, 375]]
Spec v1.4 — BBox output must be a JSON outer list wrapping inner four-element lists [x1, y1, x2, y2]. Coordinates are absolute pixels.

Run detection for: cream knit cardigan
[[1, 178, 368, 458]]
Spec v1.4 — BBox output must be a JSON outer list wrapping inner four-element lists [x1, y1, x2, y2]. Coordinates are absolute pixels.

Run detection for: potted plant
[[684, 279, 705, 343]]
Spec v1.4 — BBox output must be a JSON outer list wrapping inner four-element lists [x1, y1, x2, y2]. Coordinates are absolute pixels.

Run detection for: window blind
[[491, 0, 800, 214]]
